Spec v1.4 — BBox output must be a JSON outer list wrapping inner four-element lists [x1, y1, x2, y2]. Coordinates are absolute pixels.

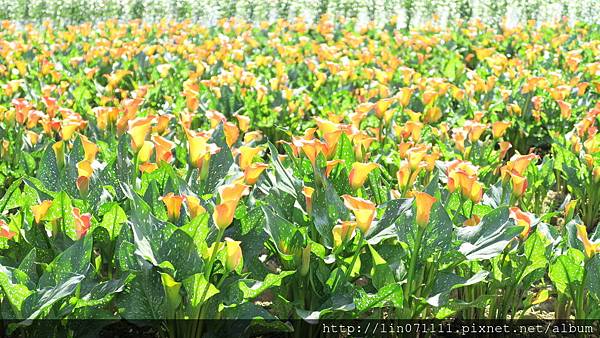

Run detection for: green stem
[[404, 224, 425, 318]]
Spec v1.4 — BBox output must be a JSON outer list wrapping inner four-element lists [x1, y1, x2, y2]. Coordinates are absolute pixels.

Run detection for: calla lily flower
[[224, 238, 243, 272], [218, 183, 250, 204], [72, 207, 91, 240], [576, 224, 600, 258], [127, 117, 153, 152], [342, 195, 376, 233], [302, 186, 315, 215], [185, 195, 206, 219], [491, 121, 511, 138], [237, 145, 262, 170], [160, 193, 185, 222], [213, 200, 238, 230], [414, 191, 436, 228], [244, 163, 268, 185], [349, 162, 379, 190], [0, 220, 16, 240], [332, 220, 357, 248], [509, 207, 533, 238], [32, 200, 53, 224]]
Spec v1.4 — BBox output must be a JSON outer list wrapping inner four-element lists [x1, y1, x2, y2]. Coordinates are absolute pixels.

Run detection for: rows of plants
[[0, 16, 599, 336]]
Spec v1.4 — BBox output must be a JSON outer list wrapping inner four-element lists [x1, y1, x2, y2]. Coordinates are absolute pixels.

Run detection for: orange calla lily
[[72, 207, 91, 240], [491, 121, 511, 138], [213, 200, 238, 230], [137, 140, 155, 163], [341, 194, 376, 233], [302, 186, 315, 215], [576, 223, 600, 258], [225, 238, 243, 271], [218, 183, 250, 204], [81, 136, 99, 161], [32, 200, 53, 224], [244, 163, 268, 185], [127, 117, 153, 152], [510, 207, 533, 238], [238, 145, 262, 170], [348, 162, 379, 190], [332, 220, 357, 248], [185, 195, 206, 219], [160, 193, 185, 222], [0, 220, 16, 240], [414, 191, 436, 228], [152, 135, 175, 163]]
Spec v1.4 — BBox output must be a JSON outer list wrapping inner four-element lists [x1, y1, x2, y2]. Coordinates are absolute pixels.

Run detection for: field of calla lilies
[[0, 15, 599, 336]]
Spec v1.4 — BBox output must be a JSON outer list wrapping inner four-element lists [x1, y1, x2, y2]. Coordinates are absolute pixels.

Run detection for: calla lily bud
[[302, 186, 315, 215], [225, 238, 243, 272], [52, 141, 65, 169], [414, 192, 436, 228], [300, 244, 311, 276]]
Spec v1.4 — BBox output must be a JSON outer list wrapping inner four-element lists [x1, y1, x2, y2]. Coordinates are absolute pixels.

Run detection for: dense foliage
[[0, 16, 599, 336]]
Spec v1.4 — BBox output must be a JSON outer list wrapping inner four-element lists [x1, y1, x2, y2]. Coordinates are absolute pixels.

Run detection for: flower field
[[0, 16, 599, 336]]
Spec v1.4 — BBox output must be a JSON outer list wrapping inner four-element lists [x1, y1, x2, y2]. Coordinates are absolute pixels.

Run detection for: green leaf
[[238, 271, 295, 300], [21, 273, 86, 321], [585, 255, 600, 300], [549, 248, 584, 298], [368, 245, 395, 289], [519, 230, 550, 283], [366, 198, 411, 245], [44, 191, 77, 240], [38, 235, 93, 289], [37, 144, 61, 192], [117, 265, 166, 319], [427, 270, 489, 307], [99, 203, 127, 241], [183, 273, 219, 310], [457, 206, 522, 260], [204, 123, 234, 194], [0, 265, 33, 317], [0, 179, 22, 214], [353, 282, 403, 312]]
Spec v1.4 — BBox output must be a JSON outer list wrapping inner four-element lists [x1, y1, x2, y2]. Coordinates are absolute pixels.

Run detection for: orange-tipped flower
[[244, 163, 268, 185], [0, 220, 16, 240], [576, 223, 600, 258], [238, 145, 262, 170], [510, 172, 528, 198], [225, 238, 243, 272], [332, 220, 357, 248], [52, 141, 65, 168], [492, 121, 511, 138], [218, 183, 250, 204], [32, 200, 53, 224], [213, 200, 238, 230], [185, 195, 206, 219], [137, 141, 155, 163], [302, 186, 315, 215], [509, 207, 533, 238], [348, 162, 379, 190], [463, 215, 481, 227], [188, 133, 221, 178], [160, 193, 185, 222], [72, 207, 91, 240], [414, 192, 436, 228], [128, 117, 153, 152], [341, 195, 376, 233], [81, 136, 99, 161]]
